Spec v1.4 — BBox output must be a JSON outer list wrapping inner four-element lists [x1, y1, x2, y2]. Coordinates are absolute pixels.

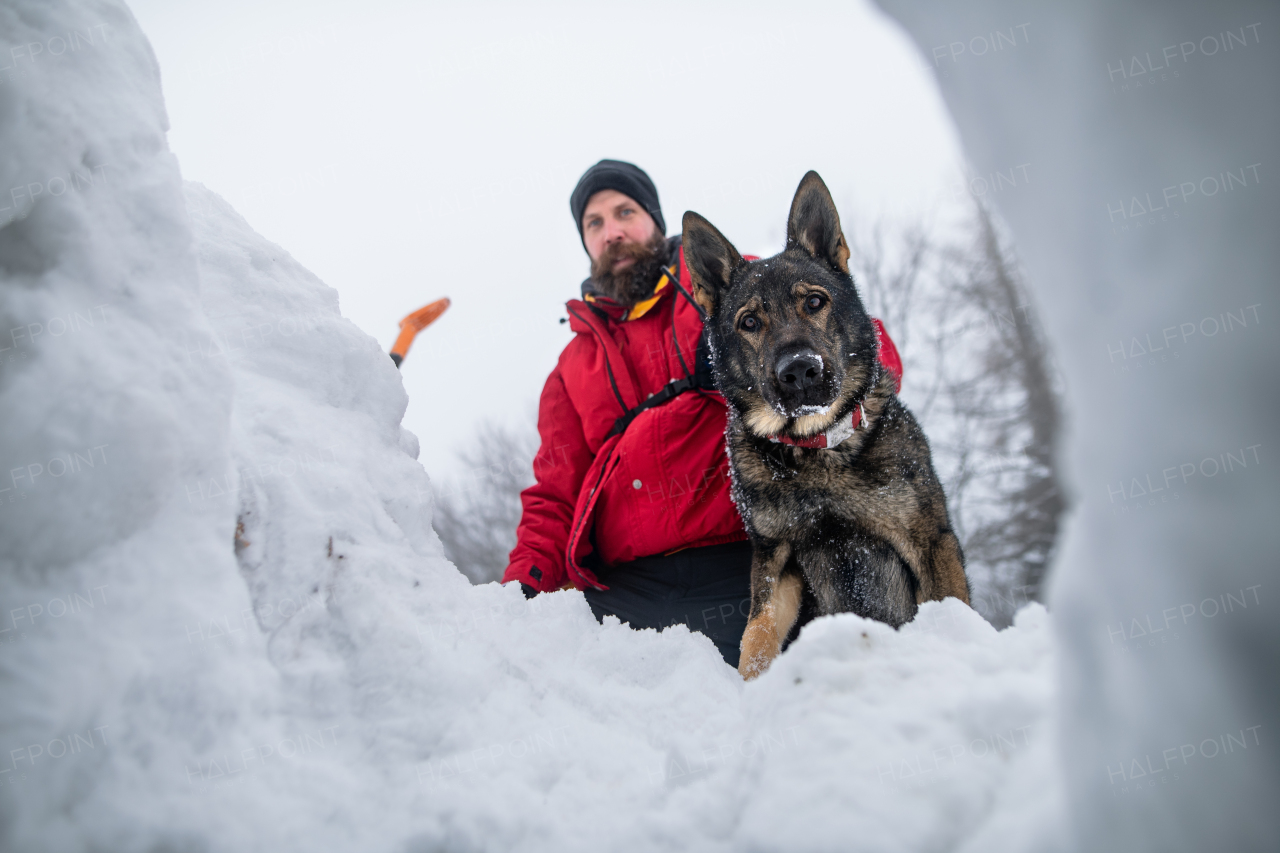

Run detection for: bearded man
[[502, 159, 755, 666]]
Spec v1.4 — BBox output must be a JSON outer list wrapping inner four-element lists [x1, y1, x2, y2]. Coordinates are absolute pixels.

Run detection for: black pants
[[583, 541, 753, 668]]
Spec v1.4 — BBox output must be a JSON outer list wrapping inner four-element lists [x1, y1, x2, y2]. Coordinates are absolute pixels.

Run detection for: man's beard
[[589, 232, 670, 307]]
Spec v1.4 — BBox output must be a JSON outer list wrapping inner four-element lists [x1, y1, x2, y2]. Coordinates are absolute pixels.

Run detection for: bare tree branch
[[432, 419, 538, 585]]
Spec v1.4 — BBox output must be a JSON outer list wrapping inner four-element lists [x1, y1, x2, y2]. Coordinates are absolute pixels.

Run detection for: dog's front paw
[[738, 653, 772, 680], [738, 618, 780, 680]]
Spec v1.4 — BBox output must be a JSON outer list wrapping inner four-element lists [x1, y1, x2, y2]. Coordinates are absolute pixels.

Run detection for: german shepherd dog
[[682, 171, 970, 679]]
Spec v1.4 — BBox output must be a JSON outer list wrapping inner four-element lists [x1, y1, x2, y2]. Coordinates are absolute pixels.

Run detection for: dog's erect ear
[[786, 170, 850, 275], [682, 211, 744, 318]]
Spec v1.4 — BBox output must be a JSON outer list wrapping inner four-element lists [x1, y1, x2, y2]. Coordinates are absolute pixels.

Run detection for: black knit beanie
[[569, 159, 665, 248]]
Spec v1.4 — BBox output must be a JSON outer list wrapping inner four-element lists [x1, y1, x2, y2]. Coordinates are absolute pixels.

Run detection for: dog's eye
[[806, 294, 826, 312], [739, 314, 759, 332]]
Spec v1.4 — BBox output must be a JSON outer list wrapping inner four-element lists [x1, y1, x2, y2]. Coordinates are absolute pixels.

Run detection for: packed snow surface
[[0, 1, 1062, 850]]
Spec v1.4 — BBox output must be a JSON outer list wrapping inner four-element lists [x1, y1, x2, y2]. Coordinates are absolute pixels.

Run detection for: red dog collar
[[768, 403, 868, 449]]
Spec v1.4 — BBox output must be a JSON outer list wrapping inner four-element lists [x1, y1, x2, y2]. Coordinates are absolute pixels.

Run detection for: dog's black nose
[[775, 350, 823, 392]]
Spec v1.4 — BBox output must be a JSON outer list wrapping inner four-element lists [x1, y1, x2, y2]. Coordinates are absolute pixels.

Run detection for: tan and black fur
[[682, 171, 970, 679]]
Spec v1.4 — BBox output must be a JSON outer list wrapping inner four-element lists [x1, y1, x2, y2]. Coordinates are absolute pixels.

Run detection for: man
[[503, 160, 902, 667], [502, 159, 754, 666]]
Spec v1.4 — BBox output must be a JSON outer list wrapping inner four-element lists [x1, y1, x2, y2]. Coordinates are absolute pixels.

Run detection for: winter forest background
[[438, 202, 1063, 628]]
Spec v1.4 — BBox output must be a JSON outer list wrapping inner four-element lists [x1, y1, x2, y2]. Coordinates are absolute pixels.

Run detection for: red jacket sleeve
[[503, 366, 594, 591], [873, 319, 903, 393]]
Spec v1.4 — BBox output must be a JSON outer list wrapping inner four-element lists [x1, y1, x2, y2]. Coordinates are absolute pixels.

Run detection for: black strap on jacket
[[606, 331, 716, 438]]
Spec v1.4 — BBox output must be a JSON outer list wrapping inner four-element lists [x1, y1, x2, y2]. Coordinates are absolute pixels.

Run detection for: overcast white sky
[[127, 0, 967, 481]]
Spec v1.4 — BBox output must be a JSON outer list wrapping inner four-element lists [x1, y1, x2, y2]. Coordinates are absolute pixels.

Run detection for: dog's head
[[683, 171, 879, 440]]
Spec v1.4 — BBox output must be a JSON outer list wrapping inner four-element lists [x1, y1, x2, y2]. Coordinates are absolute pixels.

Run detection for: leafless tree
[[432, 419, 538, 585], [952, 206, 1063, 621]]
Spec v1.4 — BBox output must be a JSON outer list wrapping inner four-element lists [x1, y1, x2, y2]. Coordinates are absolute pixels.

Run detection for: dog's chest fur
[[727, 396, 932, 624]]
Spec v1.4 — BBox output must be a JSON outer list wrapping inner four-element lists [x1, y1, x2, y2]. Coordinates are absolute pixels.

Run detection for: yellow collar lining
[[626, 267, 675, 321]]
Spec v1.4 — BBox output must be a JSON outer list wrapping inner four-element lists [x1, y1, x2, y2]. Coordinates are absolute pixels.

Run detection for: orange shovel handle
[[390, 297, 450, 366]]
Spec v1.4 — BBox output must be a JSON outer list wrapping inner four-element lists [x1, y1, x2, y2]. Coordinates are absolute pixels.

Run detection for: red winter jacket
[[503, 241, 902, 592]]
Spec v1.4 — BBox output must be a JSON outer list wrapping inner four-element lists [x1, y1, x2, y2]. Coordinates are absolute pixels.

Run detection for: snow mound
[[0, 1, 1062, 850]]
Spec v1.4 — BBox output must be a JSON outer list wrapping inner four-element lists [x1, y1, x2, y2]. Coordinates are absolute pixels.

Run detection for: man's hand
[[514, 580, 576, 599]]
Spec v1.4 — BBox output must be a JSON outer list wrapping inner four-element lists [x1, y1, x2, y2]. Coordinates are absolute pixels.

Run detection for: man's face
[[582, 189, 658, 267], [581, 188, 668, 306]]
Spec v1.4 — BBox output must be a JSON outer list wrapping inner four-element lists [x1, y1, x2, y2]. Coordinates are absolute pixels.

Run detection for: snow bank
[[1, 1, 1061, 850], [875, 0, 1280, 849]]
